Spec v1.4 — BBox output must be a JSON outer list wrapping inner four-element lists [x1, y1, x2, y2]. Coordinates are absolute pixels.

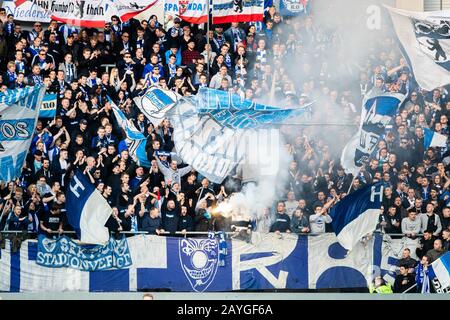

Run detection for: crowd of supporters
[[0, 5, 448, 279]]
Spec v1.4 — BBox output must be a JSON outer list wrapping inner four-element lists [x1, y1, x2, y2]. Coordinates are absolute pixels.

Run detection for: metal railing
[[0, 230, 425, 238], [100, 64, 117, 74]]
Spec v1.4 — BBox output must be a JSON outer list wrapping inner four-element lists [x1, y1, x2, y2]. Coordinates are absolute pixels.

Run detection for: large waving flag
[[164, 0, 208, 24], [109, 98, 151, 168], [66, 170, 112, 244], [386, 6, 450, 91], [31, 0, 159, 28], [330, 183, 384, 251], [0, 86, 46, 183], [196, 87, 310, 129], [423, 127, 447, 149], [431, 251, 450, 290], [212, 0, 264, 24], [341, 91, 405, 176]]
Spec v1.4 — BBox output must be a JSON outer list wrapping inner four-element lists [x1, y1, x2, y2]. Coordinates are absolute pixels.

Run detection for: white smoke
[[214, 130, 292, 221]]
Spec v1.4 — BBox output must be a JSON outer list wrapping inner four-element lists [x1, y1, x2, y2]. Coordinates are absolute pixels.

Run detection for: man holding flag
[[330, 182, 384, 251], [66, 170, 112, 244]]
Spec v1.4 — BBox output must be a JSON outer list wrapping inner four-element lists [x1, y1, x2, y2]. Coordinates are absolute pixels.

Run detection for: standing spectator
[[393, 265, 416, 293], [309, 197, 335, 234], [270, 201, 291, 234], [401, 210, 422, 239], [420, 203, 442, 237], [426, 239, 445, 262]]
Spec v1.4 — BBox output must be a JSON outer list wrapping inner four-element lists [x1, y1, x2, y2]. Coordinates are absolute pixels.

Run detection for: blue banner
[[0, 233, 398, 292], [195, 88, 310, 129], [39, 93, 57, 118], [279, 0, 310, 16], [36, 235, 132, 271]]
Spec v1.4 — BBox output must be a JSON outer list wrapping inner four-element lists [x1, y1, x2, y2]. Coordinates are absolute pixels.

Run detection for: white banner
[[2, 0, 51, 23], [386, 5, 450, 91], [31, 0, 159, 28], [164, 0, 208, 24], [212, 0, 264, 24]]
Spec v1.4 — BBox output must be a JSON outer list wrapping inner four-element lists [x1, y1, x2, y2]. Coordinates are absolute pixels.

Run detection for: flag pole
[[207, 0, 210, 78]]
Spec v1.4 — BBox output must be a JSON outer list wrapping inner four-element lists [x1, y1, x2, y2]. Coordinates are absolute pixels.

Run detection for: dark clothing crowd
[[0, 5, 448, 274]]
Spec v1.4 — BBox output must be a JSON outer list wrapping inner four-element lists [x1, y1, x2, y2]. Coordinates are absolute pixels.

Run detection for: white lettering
[[69, 175, 85, 198]]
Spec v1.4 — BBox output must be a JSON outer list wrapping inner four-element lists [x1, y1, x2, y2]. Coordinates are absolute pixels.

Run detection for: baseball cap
[[174, 17, 181, 24], [80, 119, 88, 125]]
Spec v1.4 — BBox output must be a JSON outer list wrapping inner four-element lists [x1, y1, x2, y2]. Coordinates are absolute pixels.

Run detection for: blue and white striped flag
[[109, 98, 151, 168], [330, 183, 384, 251], [0, 86, 46, 183], [431, 251, 450, 290]]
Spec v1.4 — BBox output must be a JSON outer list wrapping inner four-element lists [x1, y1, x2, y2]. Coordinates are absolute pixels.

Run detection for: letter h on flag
[[66, 170, 112, 244], [329, 183, 384, 251]]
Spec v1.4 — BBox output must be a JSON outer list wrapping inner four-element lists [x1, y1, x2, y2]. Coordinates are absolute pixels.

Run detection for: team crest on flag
[[179, 0, 189, 15], [386, 6, 450, 90], [413, 18, 450, 69], [179, 237, 219, 292]]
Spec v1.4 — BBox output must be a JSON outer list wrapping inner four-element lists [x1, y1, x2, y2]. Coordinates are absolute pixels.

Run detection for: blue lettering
[[0, 151, 27, 182]]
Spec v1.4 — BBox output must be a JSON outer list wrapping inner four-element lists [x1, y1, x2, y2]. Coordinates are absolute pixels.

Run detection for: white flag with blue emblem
[[329, 183, 384, 251], [133, 86, 179, 127], [423, 127, 447, 148], [386, 6, 450, 91], [66, 170, 112, 245], [0, 86, 46, 183]]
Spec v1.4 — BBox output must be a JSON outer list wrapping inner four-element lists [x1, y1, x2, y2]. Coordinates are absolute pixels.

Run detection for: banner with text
[[0, 86, 45, 183], [36, 235, 132, 271], [164, 0, 208, 24], [0, 233, 410, 292]]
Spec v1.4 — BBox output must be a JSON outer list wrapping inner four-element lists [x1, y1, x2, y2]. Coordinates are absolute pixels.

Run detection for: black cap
[[174, 17, 181, 23], [80, 119, 88, 125]]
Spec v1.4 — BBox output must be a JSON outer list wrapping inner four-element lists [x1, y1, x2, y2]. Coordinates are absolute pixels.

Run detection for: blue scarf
[[218, 231, 228, 267]]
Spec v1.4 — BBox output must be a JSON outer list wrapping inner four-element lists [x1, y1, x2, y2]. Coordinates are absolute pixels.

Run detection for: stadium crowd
[[0, 5, 449, 292]]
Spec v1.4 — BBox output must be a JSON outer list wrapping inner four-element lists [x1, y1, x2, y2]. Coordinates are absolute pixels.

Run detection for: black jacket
[[393, 273, 415, 293], [140, 214, 162, 234], [270, 212, 291, 232]]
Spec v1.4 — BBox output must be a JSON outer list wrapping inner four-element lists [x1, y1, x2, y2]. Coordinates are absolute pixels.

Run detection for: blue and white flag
[[0, 86, 46, 183], [109, 98, 151, 168], [279, 0, 310, 16], [423, 127, 447, 148], [66, 170, 112, 245], [330, 183, 384, 251], [431, 251, 450, 290], [0, 232, 386, 292], [196, 87, 310, 129], [38, 93, 57, 118], [386, 6, 450, 91], [341, 91, 405, 176], [36, 235, 132, 271]]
